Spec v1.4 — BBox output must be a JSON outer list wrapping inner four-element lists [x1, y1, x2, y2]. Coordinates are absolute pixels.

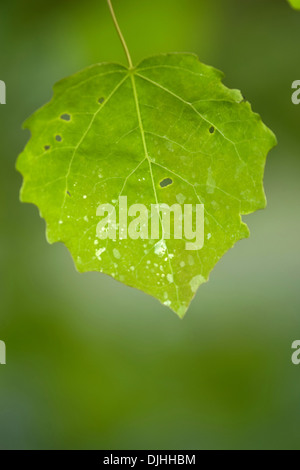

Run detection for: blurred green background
[[0, 0, 300, 450]]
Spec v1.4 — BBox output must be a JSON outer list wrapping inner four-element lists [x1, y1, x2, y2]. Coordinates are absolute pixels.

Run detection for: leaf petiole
[[107, 0, 133, 69]]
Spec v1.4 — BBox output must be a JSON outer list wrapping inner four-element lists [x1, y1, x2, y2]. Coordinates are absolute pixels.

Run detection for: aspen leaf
[[288, 0, 300, 9], [17, 53, 276, 317]]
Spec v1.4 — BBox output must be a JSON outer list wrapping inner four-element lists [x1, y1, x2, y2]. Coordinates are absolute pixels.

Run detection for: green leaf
[[288, 0, 300, 9], [17, 53, 276, 317]]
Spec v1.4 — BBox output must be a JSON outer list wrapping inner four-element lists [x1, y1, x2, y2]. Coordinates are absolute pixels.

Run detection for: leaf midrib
[[129, 72, 179, 305]]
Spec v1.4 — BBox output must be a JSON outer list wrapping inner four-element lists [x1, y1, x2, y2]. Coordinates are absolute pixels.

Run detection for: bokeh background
[[0, 0, 300, 450]]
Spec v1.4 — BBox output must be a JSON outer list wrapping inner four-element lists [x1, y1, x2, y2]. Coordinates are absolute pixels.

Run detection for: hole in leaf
[[56, 135, 62, 142], [60, 113, 71, 121], [44, 145, 50, 151], [160, 178, 173, 188], [209, 126, 215, 134], [98, 97, 105, 104]]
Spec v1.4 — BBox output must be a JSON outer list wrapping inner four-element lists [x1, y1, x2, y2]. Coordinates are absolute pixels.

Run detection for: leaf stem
[[107, 0, 133, 69]]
